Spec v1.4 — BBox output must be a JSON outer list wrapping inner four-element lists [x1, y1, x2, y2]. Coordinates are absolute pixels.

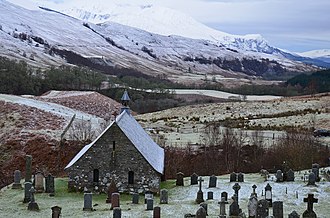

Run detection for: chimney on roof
[[120, 90, 131, 115]]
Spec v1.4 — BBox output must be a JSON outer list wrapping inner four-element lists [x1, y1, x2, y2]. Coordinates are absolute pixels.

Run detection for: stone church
[[65, 91, 164, 193]]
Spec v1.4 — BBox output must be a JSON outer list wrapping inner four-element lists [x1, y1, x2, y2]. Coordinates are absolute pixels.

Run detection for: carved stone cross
[[304, 194, 318, 212], [198, 177, 204, 192]]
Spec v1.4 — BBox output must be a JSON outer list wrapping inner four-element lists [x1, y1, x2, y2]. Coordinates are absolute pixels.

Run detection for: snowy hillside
[[298, 49, 330, 64]]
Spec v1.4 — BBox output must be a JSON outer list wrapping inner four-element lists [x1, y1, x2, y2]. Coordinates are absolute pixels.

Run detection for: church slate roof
[[65, 111, 165, 174]]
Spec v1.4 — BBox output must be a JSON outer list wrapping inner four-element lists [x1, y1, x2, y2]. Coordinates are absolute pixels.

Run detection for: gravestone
[[176, 172, 184, 186], [111, 193, 120, 210], [248, 195, 258, 218], [264, 183, 272, 207], [237, 172, 244, 182], [34, 172, 44, 193], [146, 198, 153, 210], [132, 193, 139, 204], [153, 206, 161, 218], [12, 170, 22, 189], [195, 177, 204, 204], [83, 193, 93, 211], [286, 169, 295, 182], [230, 172, 237, 182], [25, 155, 32, 182], [275, 170, 283, 182], [45, 174, 55, 195], [256, 199, 269, 218], [23, 182, 32, 203], [191, 173, 198, 185], [145, 190, 153, 204], [273, 201, 283, 218], [196, 206, 207, 218], [229, 195, 240, 216], [302, 194, 318, 218], [312, 163, 320, 182], [307, 172, 316, 186], [51, 206, 62, 218], [207, 191, 213, 200], [252, 184, 258, 197], [27, 187, 39, 211], [221, 191, 228, 201], [288, 211, 300, 218], [218, 197, 228, 218], [209, 175, 217, 188], [200, 202, 208, 216], [233, 183, 241, 203], [113, 207, 121, 218], [160, 189, 168, 204], [106, 179, 118, 203]]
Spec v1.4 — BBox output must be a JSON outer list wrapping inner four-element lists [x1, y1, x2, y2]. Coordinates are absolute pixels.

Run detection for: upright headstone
[[113, 207, 121, 218], [23, 182, 32, 203], [176, 172, 184, 186], [207, 191, 213, 200], [25, 155, 32, 182], [12, 170, 22, 189], [221, 191, 228, 201], [276, 170, 283, 182], [27, 187, 39, 211], [248, 195, 258, 218], [160, 189, 168, 204], [264, 183, 272, 207], [286, 169, 295, 182], [146, 198, 153, 210], [233, 183, 241, 203], [132, 193, 139, 204], [196, 177, 204, 204], [312, 163, 320, 182], [302, 194, 318, 218], [230, 172, 237, 182], [307, 172, 316, 186], [51, 206, 62, 218], [256, 199, 269, 218], [111, 193, 120, 210], [153, 206, 161, 218], [191, 173, 198, 185], [209, 175, 217, 188], [34, 172, 44, 193], [106, 179, 118, 203], [145, 191, 153, 204], [288, 211, 300, 218], [273, 201, 283, 218], [218, 197, 228, 218], [229, 195, 240, 216], [237, 172, 244, 182], [196, 206, 207, 218], [45, 174, 55, 195], [83, 193, 93, 211]]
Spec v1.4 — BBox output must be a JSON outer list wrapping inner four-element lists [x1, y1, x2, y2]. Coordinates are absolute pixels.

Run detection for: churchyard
[[1, 166, 330, 217]]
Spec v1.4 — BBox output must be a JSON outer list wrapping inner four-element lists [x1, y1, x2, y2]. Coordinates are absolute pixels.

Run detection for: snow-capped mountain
[[298, 49, 330, 64], [0, 0, 320, 87]]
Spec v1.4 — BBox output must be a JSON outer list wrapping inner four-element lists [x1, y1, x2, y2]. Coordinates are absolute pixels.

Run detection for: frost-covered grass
[[1, 169, 329, 217]]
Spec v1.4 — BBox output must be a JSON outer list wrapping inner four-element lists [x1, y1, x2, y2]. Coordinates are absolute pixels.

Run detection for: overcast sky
[[31, 0, 330, 52]]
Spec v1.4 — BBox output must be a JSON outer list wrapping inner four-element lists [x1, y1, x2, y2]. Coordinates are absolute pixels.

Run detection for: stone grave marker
[[83, 192, 93, 211], [208, 175, 217, 188], [111, 193, 120, 210], [229, 195, 240, 216], [146, 198, 153, 210], [237, 172, 244, 182], [106, 179, 118, 203], [221, 191, 228, 201], [195, 177, 204, 204], [191, 173, 198, 185], [153, 206, 161, 218], [312, 163, 320, 182], [176, 172, 184, 186], [23, 182, 32, 203], [302, 194, 318, 218], [12, 170, 22, 189], [196, 206, 207, 218], [288, 211, 300, 218], [25, 155, 32, 182], [273, 201, 283, 218], [200, 202, 208, 215], [307, 172, 316, 186], [51, 206, 62, 218], [233, 182, 241, 203], [132, 193, 139, 204], [113, 207, 121, 218], [207, 191, 213, 200], [27, 186, 39, 211], [276, 170, 283, 182], [252, 184, 258, 197], [248, 195, 258, 218], [264, 183, 272, 207], [160, 189, 168, 204], [256, 199, 269, 218], [145, 190, 153, 204], [230, 172, 237, 182], [218, 197, 228, 218], [45, 174, 55, 195], [34, 172, 44, 193], [286, 169, 295, 182]]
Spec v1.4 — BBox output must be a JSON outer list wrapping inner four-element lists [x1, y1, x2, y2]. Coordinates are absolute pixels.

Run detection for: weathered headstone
[[106, 179, 118, 203], [25, 155, 32, 182], [34, 172, 44, 193], [45, 174, 55, 195], [286, 169, 295, 182], [229, 195, 240, 216], [312, 163, 320, 182], [209, 175, 217, 188], [83, 193, 93, 211], [132, 193, 139, 204], [256, 199, 269, 218], [196, 206, 207, 218], [264, 183, 272, 207], [237, 172, 244, 182], [218, 197, 228, 218], [200, 202, 208, 216], [273, 201, 283, 218], [207, 191, 213, 200], [111, 193, 120, 210], [23, 182, 32, 203], [248, 195, 258, 218], [302, 194, 318, 218], [191, 173, 198, 185], [230, 172, 237, 182], [233, 182, 241, 203], [153, 206, 161, 218], [288, 211, 300, 218], [51, 206, 62, 218], [221, 191, 228, 201], [196, 177, 204, 204], [12, 170, 22, 189], [27, 187, 39, 211], [276, 170, 283, 182], [176, 172, 184, 186], [145, 190, 153, 204], [113, 207, 121, 218], [146, 198, 153, 210], [160, 189, 168, 204], [307, 172, 316, 186]]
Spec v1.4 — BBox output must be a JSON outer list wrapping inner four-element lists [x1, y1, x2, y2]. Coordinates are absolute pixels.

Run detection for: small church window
[[128, 171, 134, 184], [93, 169, 99, 183], [112, 141, 116, 151]]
